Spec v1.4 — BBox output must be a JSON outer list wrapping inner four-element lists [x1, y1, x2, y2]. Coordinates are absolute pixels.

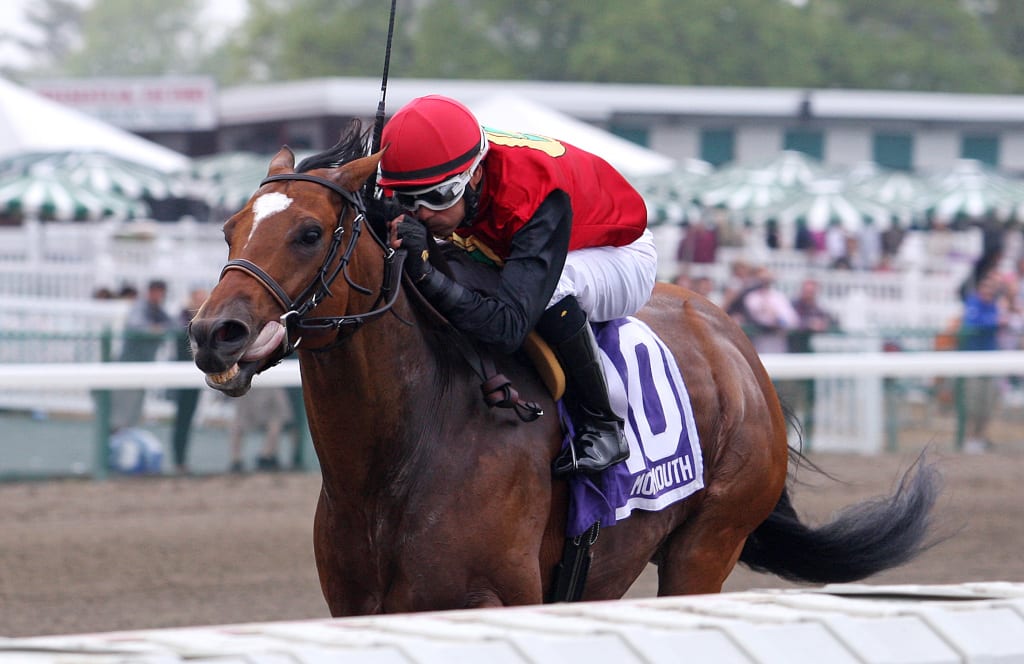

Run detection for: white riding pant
[[547, 228, 657, 322]]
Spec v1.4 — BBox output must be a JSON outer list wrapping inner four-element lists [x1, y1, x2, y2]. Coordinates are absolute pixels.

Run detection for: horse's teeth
[[209, 364, 239, 384]]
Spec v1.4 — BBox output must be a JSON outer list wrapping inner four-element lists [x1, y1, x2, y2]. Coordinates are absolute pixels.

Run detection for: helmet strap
[[459, 171, 484, 227]]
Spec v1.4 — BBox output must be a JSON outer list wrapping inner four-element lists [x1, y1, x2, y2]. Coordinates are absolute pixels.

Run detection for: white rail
[[1, 351, 1022, 390], [5, 583, 1024, 663]]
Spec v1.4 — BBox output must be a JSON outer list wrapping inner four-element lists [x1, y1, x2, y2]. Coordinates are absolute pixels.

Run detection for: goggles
[[392, 168, 473, 212], [390, 143, 487, 213]]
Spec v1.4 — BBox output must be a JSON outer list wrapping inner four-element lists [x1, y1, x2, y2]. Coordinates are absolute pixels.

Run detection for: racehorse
[[189, 123, 941, 615]]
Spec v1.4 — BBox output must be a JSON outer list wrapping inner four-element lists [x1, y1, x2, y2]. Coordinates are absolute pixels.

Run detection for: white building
[[30, 76, 1024, 175]]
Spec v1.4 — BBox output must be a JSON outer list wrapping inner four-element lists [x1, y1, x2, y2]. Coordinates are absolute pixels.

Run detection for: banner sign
[[30, 76, 217, 131]]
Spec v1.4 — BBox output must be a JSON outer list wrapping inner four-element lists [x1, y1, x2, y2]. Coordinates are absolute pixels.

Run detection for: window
[[700, 128, 734, 167], [961, 135, 999, 167], [784, 129, 823, 159], [610, 125, 649, 147], [873, 133, 913, 171]]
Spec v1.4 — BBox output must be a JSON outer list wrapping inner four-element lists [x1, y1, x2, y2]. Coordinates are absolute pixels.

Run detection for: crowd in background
[[672, 215, 1024, 453], [93, 278, 298, 475]]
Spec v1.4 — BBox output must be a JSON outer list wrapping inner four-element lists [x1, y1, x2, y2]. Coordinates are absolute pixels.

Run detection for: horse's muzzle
[[189, 316, 252, 373]]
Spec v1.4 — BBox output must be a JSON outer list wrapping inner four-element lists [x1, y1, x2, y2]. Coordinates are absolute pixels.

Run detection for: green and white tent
[[0, 171, 149, 221], [922, 159, 1024, 224], [191, 150, 315, 215], [848, 168, 935, 226], [0, 151, 187, 200], [765, 179, 897, 232], [695, 169, 800, 226]]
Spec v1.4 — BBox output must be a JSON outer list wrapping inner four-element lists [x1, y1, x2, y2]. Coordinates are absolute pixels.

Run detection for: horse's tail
[[738, 454, 943, 584]]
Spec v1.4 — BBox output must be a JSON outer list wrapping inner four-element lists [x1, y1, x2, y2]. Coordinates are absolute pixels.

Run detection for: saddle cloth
[[562, 316, 705, 538]]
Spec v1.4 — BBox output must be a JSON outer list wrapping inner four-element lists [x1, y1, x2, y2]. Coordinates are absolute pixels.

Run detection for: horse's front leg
[[313, 491, 387, 616]]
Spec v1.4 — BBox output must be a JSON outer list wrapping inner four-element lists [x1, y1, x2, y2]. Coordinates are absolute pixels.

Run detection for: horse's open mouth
[[203, 321, 287, 395]]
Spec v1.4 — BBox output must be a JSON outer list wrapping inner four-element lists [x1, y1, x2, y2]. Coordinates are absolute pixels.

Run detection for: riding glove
[[394, 215, 434, 283]]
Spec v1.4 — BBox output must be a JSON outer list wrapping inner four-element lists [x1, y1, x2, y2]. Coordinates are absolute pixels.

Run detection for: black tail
[[739, 455, 943, 584]]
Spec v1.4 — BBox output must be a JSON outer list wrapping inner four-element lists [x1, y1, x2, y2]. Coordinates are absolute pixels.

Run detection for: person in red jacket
[[381, 95, 656, 476]]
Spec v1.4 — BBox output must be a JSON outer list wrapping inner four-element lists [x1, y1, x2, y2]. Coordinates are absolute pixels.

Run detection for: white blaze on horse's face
[[248, 192, 293, 245]]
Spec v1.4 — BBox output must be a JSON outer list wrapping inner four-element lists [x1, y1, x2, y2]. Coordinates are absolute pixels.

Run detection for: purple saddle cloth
[[562, 317, 704, 538]]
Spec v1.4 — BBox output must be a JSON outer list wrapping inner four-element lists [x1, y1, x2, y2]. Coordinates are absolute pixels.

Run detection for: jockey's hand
[[389, 214, 433, 282]]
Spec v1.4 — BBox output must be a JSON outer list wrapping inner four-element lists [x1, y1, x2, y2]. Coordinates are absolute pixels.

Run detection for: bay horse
[[189, 124, 941, 615]]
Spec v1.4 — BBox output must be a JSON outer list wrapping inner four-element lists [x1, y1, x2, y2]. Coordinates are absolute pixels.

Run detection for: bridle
[[219, 173, 405, 355]]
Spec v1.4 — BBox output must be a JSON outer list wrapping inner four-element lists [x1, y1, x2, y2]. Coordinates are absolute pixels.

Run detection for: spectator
[[720, 260, 755, 314], [824, 224, 848, 268], [110, 279, 172, 432], [959, 245, 1003, 302], [789, 277, 838, 352], [169, 287, 209, 475], [781, 278, 837, 432], [692, 275, 715, 302], [117, 283, 139, 300], [676, 218, 718, 265], [958, 271, 1005, 453], [227, 387, 293, 473], [728, 267, 800, 354]]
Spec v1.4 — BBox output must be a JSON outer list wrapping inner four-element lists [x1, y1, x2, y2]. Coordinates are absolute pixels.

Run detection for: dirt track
[[0, 450, 1021, 638]]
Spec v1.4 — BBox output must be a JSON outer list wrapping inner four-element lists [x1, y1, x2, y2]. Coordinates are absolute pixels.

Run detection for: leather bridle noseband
[[219, 173, 405, 356]]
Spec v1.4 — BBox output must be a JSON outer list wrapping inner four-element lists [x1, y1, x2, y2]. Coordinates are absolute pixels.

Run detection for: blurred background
[[4, 0, 1024, 479]]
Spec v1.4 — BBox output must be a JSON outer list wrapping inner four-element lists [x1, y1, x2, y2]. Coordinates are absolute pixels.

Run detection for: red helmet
[[378, 95, 487, 189]]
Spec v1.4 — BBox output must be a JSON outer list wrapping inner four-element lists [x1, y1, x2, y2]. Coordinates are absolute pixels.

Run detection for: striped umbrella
[[0, 151, 187, 200], [723, 150, 825, 187], [631, 165, 711, 227], [766, 179, 897, 232], [849, 168, 935, 226], [922, 160, 1024, 224], [190, 151, 268, 182], [0, 171, 150, 221], [695, 169, 800, 225], [191, 150, 315, 214]]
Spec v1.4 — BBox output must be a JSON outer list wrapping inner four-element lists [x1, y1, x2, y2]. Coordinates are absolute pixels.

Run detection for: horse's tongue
[[241, 321, 287, 361]]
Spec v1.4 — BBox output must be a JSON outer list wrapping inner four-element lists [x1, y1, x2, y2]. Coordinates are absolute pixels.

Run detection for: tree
[[973, 0, 1024, 63], [807, 0, 1022, 92], [218, 0, 415, 83], [7, 0, 1024, 94], [62, 0, 210, 76], [0, 0, 85, 77]]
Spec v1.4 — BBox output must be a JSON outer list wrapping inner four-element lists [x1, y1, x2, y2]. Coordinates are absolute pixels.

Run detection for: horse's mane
[[294, 119, 404, 241], [296, 119, 369, 173]]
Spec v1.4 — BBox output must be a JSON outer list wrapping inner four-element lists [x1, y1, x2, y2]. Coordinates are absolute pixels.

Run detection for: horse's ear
[[336, 150, 383, 192], [268, 146, 296, 175]]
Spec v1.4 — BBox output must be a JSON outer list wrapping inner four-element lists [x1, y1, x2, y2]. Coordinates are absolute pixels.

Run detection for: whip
[[370, 0, 398, 157]]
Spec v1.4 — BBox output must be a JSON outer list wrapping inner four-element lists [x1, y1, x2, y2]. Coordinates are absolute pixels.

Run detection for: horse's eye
[[298, 227, 322, 246]]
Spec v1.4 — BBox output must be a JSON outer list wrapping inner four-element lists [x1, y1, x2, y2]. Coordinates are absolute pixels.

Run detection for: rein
[[220, 173, 405, 354], [219, 171, 540, 423]]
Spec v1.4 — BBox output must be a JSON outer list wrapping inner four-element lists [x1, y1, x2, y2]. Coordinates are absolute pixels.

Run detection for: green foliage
[[0, 0, 84, 78], [64, 0, 206, 76], [7, 0, 1024, 93]]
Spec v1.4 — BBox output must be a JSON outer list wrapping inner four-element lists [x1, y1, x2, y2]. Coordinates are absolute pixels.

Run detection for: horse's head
[[190, 127, 389, 396]]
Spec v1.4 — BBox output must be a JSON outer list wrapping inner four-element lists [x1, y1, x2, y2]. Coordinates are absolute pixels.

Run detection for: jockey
[[381, 94, 656, 476]]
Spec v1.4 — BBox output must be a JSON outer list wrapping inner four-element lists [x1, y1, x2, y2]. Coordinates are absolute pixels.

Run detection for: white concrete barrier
[[2, 583, 1023, 662]]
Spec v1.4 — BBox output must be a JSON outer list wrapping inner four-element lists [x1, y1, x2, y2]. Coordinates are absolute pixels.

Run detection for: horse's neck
[[299, 288, 467, 494]]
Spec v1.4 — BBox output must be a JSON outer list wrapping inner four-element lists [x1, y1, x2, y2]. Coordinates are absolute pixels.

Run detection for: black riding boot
[[537, 296, 629, 476]]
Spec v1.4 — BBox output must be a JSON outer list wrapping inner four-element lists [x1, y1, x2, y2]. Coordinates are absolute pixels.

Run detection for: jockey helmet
[[378, 95, 488, 191]]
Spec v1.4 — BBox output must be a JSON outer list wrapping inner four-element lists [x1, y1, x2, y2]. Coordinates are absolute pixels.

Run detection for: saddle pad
[[563, 316, 704, 538]]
